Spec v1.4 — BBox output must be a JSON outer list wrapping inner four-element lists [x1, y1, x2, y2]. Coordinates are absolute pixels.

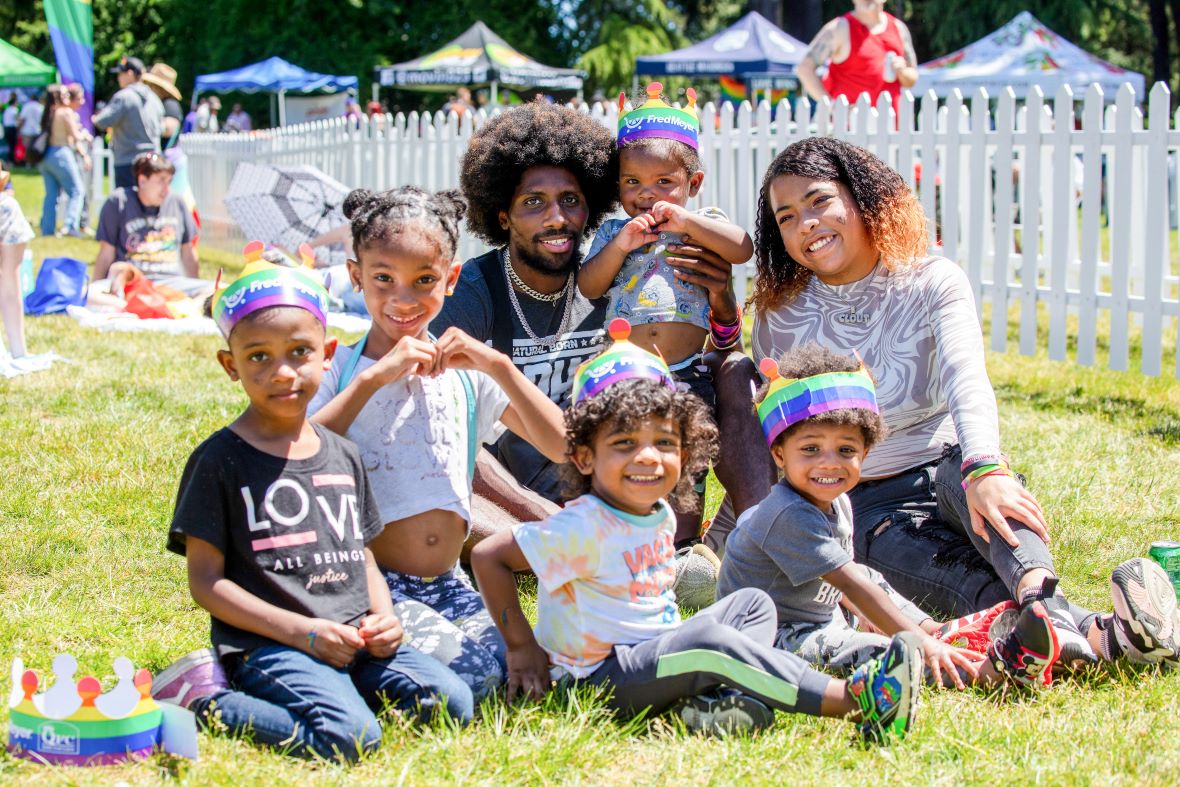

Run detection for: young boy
[[579, 83, 754, 598], [472, 321, 924, 743], [153, 259, 473, 763], [717, 345, 1062, 688]]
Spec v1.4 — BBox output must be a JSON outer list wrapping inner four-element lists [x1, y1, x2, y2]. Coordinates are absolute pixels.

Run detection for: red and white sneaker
[[987, 600, 1061, 687], [937, 600, 1018, 652]]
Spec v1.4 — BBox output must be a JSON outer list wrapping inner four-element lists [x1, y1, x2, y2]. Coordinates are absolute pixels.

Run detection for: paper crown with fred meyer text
[[212, 241, 328, 336], [617, 82, 699, 150], [8, 654, 164, 766], [757, 357, 879, 447], [572, 319, 676, 404]]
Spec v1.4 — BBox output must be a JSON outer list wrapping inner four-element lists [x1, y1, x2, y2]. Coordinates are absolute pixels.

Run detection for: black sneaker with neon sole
[[673, 688, 775, 736]]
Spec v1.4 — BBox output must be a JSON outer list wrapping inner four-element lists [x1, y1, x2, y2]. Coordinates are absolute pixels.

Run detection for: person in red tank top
[[797, 0, 918, 107]]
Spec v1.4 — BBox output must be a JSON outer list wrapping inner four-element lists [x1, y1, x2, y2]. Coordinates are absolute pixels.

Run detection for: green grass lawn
[[3, 171, 1180, 784]]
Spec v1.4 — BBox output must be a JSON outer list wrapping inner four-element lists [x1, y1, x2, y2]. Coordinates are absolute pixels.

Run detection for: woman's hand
[[965, 473, 1049, 547], [505, 643, 553, 702], [358, 612, 404, 659], [920, 635, 984, 690], [665, 242, 738, 324]]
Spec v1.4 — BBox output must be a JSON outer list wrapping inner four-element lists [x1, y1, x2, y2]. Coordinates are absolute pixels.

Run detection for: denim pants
[[848, 444, 1093, 624], [113, 163, 135, 191], [196, 644, 473, 762], [39, 146, 84, 235]]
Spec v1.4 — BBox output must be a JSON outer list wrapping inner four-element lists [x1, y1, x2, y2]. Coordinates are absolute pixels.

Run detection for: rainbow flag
[[720, 75, 789, 108], [44, 0, 94, 132]]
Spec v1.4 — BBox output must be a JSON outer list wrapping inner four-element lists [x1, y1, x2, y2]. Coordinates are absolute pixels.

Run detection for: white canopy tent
[[918, 11, 1145, 99]]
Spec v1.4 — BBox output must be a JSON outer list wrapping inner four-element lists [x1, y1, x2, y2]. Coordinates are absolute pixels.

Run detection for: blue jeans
[[195, 644, 473, 762], [113, 163, 135, 191], [40, 146, 84, 235], [848, 444, 1092, 624]]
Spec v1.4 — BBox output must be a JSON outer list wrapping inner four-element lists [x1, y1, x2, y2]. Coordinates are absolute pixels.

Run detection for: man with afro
[[432, 102, 619, 527]]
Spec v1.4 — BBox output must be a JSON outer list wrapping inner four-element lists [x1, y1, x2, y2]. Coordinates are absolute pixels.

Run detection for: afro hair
[[460, 102, 619, 246]]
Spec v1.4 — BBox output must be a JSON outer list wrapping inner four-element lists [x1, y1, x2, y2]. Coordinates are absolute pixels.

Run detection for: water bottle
[[19, 249, 34, 297]]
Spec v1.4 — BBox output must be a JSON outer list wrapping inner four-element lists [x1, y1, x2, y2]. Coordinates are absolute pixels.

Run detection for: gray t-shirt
[[717, 481, 854, 625], [93, 83, 163, 165], [431, 249, 606, 501], [96, 187, 197, 276]]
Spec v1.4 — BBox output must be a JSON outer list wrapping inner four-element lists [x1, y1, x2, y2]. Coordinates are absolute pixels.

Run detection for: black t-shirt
[[161, 98, 183, 149], [431, 249, 606, 501], [168, 424, 384, 657]]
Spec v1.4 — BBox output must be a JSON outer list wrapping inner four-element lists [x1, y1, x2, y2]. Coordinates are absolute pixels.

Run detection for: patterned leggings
[[384, 566, 507, 703]]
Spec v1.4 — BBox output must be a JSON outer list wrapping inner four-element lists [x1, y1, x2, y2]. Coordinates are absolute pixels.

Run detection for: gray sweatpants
[[582, 588, 833, 718]]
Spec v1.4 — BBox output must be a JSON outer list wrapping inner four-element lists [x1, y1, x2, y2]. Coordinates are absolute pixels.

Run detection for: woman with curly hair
[[709, 137, 1177, 669]]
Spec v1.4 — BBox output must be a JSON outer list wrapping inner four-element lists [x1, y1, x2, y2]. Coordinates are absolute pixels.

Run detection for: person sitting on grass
[[472, 321, 924, 743], [577, 84, 754, 605], [153, 259, 473, 763], [310, 187, 568, 703], [718, 344, 1069, 688]]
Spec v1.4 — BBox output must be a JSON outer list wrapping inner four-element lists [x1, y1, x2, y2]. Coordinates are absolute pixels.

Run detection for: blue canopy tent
[[635, 11, 806, 87], [193, 57, 359, 126]]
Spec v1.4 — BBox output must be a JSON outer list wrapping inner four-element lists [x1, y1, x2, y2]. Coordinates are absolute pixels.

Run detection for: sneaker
[[847, 632, 922, 744], [1041, 595, 1099, 669], [987, 600, 1060, 686], [1109, 558, 1180, 665], [673, 688, 774, 736], [152, 648, 228, 710], [937, 600, 1018, 652], [672, 543, 721, 610]]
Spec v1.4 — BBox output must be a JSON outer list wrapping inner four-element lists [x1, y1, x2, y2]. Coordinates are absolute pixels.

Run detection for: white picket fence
[[171, 84, 1180, 378]]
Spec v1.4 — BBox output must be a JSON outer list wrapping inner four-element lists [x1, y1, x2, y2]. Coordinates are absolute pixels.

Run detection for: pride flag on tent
[[719, 75, 788, 108], [44, 0, 94, 132]]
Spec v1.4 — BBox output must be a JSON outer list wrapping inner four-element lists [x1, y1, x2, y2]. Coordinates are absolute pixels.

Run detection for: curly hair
[[754, 343, 888, 450], [562, 379, 718, 512], [750, 137, 928, 314], [459, 102, 619, 246], [343, 186, 466, 260]]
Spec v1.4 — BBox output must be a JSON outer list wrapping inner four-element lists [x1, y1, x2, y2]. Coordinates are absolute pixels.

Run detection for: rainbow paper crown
[[572, 319, 676, 404], [8, 654, 163, 766], [617, 82, 700, 150], [756, 357, 878, 446], [212, 241, 329, 336]]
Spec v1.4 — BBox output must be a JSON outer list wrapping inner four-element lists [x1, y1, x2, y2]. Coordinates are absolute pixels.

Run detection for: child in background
[[311, 187, 568, 703], [473, 322, 923, 743], [718, 344, 1067, 687], [154, 260, 472, 763], [0, 163, 34, 367], [579, 82, 754, 597]]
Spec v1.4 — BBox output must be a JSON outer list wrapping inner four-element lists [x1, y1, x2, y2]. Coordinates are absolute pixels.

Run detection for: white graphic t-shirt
[[310, 345, 508, 525], [514, 495, 680, 678]]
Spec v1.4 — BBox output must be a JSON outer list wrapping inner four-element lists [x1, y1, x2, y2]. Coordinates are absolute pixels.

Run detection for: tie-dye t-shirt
[[513, 495, 680, 677]]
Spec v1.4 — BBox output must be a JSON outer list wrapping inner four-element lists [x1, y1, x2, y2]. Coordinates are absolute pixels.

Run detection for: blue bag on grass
[[24, 257, 89, 316]]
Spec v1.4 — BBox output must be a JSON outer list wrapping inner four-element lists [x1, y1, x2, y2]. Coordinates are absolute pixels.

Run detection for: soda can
[[1148, 541, 1180, 598]]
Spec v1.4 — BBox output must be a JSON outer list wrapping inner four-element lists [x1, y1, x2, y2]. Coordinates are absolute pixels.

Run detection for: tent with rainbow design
[[375, 21, 583, 103], [918, 12, 1145, 99]]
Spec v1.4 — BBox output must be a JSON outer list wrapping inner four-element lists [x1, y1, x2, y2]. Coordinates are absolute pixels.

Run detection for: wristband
[[961, 453, 1006, 473], [709, 314, 742, 350], [961, 466, 1016, 491], [961, 456, 1009, 481]]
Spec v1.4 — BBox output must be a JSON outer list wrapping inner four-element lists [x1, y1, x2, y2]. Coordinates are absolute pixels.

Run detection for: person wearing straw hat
[[142, 63, 184, 150]]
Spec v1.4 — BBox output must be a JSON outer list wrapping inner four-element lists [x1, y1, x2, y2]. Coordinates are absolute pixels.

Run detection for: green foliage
[[577, 1, 686, 97]]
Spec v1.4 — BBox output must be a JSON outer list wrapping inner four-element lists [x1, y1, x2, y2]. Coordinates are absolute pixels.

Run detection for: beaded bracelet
[[709, 315, 742, 350]]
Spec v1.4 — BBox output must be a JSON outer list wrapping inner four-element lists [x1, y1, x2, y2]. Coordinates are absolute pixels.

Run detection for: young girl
[[0, 163, 35, 368], [472, 322, 923, 743], [311, 187, 568, 702], [157, 259, 471, 762], [579, 83, 754, 579], [719, 344, 1063, 688]]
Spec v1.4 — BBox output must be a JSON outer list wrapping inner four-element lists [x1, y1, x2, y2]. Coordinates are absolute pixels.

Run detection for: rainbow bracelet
[[961, 465, 1016, 490], [709, 315, 742, 350]]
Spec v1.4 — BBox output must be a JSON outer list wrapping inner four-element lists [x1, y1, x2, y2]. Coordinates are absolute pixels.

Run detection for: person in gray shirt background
[[93, 56, 163, 190]]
